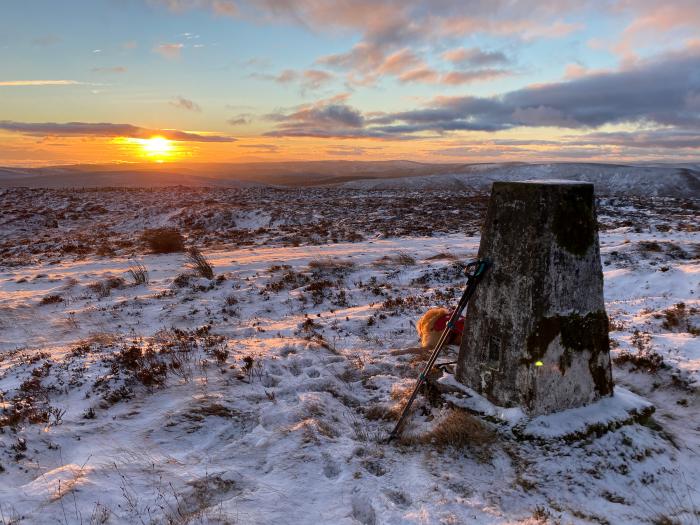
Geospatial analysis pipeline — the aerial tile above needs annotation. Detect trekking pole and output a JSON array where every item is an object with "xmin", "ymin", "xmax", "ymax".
[{"xmin": 387, "ymin": 259, "xmax": 491, "ymax": 443}]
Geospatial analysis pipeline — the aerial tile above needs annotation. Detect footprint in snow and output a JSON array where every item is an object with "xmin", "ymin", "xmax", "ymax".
[
  {"xmin": 351, "ymin": 495, "xmax": 377, "ymax": 525},
  {"xmin": 322, "ymin": 453, "xmax": 341, "ymax": 479},
  {"xmin": 384, "ymin": 489, "xmax": 412, "ymax": 509}
]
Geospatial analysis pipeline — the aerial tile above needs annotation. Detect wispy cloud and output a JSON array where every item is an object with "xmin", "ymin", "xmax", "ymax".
[
  {"xmin": 0, "ymin": 80, "xmax": 81, "ymax": 86},
  {"xmin": 154, "ymin": 42, "xmax": 184, "ymax": 59},
  {"xmin": 237, "ymin": 143, "xmax": 278, "ymax": 152},
  {"xmin": 440, "ymin": 69, "xmax": 511, "ymax": 86},
  {"xmin": 152, "ymin": 0, "xmax": 237, "ymax": 17},
  {"xmin": 320, "ymin": 45, "xmax": 512, "ymax": 86},
  {"xmin": 0, "ymin": 121, "xmax": 236, "ymax": 142},
  {"xmin": 325, "ymin": 145, "xmax": 376, "ymax": 156},
  {"xmin": 441, "ymin": 47, "xmax": 510, "ymax": 67},
  {"xmin": 253, "ymin": 68, "xmax": 334, "ymax": 93},
  {"xmin": 91, "ymin": 66, "xmax": 127, "ymax": 74},
  {"xmin": 170, "ymin": 96, "xmax": 202, "ymax": 111},
  {"xmin": 227, "ymin": 113, "xmax": 253, "ymax": 125}
]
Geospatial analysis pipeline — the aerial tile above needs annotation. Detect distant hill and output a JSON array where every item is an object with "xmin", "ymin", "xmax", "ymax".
[
  {"xmin": 0, "ymin": 161, "xmax": 458, "ymax": 188},
  {"xmin": 340, "ymin": 162, "xmax": 700, "ymax": 198},
  {"xmin": 1, "ymin": 161, "xmax": 698, "ymax": 198}
]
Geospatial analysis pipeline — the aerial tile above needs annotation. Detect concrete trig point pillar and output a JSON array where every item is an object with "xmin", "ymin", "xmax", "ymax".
[{"xmin": 456, "ymin": 180, "xmax": 613, "ymax": 416}]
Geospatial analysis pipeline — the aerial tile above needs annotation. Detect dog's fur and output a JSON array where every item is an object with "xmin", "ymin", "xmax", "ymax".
[{"xmin": 417, "ymin": 307, "xmax": 452, "ymax": 349}]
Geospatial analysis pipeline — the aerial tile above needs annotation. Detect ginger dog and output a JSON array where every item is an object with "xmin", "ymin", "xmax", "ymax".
[{"xmin": 417, "ymin": 307, "xmax": 465, "ymax": 349}]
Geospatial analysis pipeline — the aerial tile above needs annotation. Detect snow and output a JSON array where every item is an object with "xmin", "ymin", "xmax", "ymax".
[
  {"xmin": 439, "ymin": 377, "xmax": 655, "ymax": 441},
  {"xmin": 516, "ymin": 387, "xmax": 653, "ymax": 440},
  {"xmin": 438, "ymin": 374, "xmax": 526, "ymax": 426},
  {"xmin": 0, "ymin": 189, "xmax": 698, "ymax": 524}
]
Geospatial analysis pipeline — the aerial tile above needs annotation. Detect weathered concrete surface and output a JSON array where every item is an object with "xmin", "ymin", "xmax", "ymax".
[{"xmin": 456, "ymin": 180, "xmax": 613, "ymax": 416}]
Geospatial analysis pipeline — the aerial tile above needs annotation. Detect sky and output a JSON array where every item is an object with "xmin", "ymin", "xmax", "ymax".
[{"xmin": 1, "ymin": 0, "xmax": 699, "ymax": 166}]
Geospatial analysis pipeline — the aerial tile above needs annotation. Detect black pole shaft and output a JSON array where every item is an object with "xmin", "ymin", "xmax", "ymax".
[{"xmin": 387, "ymin": 261, "xmax": 489, "ymax": 442}]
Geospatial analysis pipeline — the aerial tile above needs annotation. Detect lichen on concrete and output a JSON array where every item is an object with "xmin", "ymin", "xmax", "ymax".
[{"xmin": 526, "ymin": 310, "xmax": 609, "ymax": 367}]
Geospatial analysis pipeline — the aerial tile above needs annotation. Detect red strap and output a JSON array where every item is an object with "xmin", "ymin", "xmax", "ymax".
[{"xmin": 433, "ymin": 314, "xmax": 465, "ymax": 335}]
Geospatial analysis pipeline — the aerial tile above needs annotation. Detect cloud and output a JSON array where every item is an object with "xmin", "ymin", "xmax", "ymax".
[
  {"xmin": 170, "ymin": 96, "xmax": 202, "ymax": 111},
  {"xmin": 398, "ymin": 67, "xmax": 439, "ymax": 84},
  {"xmin": 441, "ymin": 47, "xmax": 509, "ymax": 67},
  {"xmin": 240, "ymin": 1, "xmax": 586, "ymax": 47},
  {"xmin": 319, "ymin": 46, "xmax": 422, "ymax": 81},
  {"xmin": 0, "ymin": 121, "xmax": 236, "ymax": 142},
  {"xmin": 428, "ymin": 127, "xmax": 700, "ymax": 161},
  {"xmin": 254, "ymin": 68, "xmax": 334, "ymax": 92},
  {"xmin": 320, "ymin": 45, "xmax": 444, "ymax": 86},
  {"xmin": 320, "ymin": 44, "xmax": 511, "ymax": 86},
  {"xmin": 149, "ymin": 1, "xmax": 700, "ymax": 78},
  {"xmin": 91, "ymin": 66, "xmax": 127, "ymax": 74},
  {"xmin": 377, "ymin": 49, "xmax": 422, "ymax": 75},
  {"xmin": 300, "ymin": 69, "xmax": 334, "ymax": 90},
  {"xmin": 372, "ymin": 44, "xmax": 700, "ymax": 133},
  {"xmin": 0, "ymin": 80, "xmax": 81, "ymax": 87},
  {"xmin": 151, "ymin": 1, "xmax": 590, "ymax": 86},
  {"xmin": 614, "ymin": 0, "xmax": 700, "ymax": 58},
  {"xmin": 154, "ymin": 43, "xmax": 184, "ymax": 59},
  {"xmin": 151, "ymin": 0, "xmax": 237, "ymax": 17},
  {"xmin": 237, "ymin": 143, "xmax": 278, "ymax": 152},
  {"xmin": 440, "ymin": 68, "xmax": 511, "ymax": 85},
  {"xmin": 564, "ymin": 129, "xmax": 700, "ymax": 149},
  {"xmin": 272, "ymin": 70, "xmax": 296, "ymax": 84},
  {"xmin": 264, "ymin": 95, "xmax": 378, "ymax": 138},
  {"xmin": 264, "ymin": 43, "xmax": 700, "ymax": 142},
  {"xmin": 227, "ymin": 113, "xmax": 252, "ymax": 125},
  {"xmin": 325, "ymin": 146, "xmax": 373, "ymax": 156},
  {"xmin": 564, "ymin": 63, "xmax": 588, "ymax": 79}
]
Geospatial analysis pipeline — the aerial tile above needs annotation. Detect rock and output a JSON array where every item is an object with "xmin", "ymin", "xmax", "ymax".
[{"xmin": 456, "ymin": 180, "xmax": 613, "ymax": 416}]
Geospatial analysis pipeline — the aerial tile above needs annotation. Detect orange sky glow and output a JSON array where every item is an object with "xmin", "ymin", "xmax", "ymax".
[{"xmin": 1, "ymin": 1, "xmax": 699, "ymax": 166}]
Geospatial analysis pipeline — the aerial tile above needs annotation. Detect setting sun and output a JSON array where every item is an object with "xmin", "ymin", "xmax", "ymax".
[{"xmin": 141, "ymin": 136, "xmax": 172, "ymax": 159}]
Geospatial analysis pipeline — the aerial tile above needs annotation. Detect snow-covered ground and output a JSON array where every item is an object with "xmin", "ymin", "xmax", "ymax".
[{"xmin": 0, "ymin": 191, "xmax": 699, "ymax": 524}]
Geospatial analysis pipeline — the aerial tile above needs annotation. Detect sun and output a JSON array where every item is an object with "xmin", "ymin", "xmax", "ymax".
[{"xmin": 141, "ymin": 136, "xmax": 173, "ymax": 159}]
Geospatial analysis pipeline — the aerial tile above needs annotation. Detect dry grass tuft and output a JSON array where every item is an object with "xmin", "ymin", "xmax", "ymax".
[
  {"xmin": 140, "ymin": 227, "xmax": 185, "ymax": 254},
  {"xmin": 613, "ymin": 350, "xmax": 664, "ymax": 373},
  {"xmin": 185, "ymin": 247, "xmax": 214, "ymax": 280},
  {"xmin": 88, "ymin": 276, "xmax": 125, "ymax": 298},
  {"xmin": 390, "ymin": 383, "xmax": 412, "ymax": 403},
  {"xmin": 82, "ymin": 332, "xmax": 119, "ymax": 346},
  {"xmin": 308, "ymin": 258, "xmax": 356, "ymax": 275},
  {"xmin": 614, "ymin": 329, "xmax": 665, "ymax": 373},
  {"xmin": 658, "ymin": 302, "xmax": 700, "ymax": 335},
  {"xmin": 39, "ymin": 294, "xmax": 63, "ymax": 306},
  {"xmin": 364, "ymin": 403, "xmax": 401, "ymax": 421},
  {"xmin": 125, "ymin": 262, "xmax": 149, "ymax": 285},
  {"xmin": 373, "ymin": 252, "xmax": 416, "ymax": 267},
  {"xmin": 426, "ymin": 252, "xmax": 459, "ymax": 261},
  {"xmin": 402, "ymin": 409, "xmax": 497, "ymax": 459}
]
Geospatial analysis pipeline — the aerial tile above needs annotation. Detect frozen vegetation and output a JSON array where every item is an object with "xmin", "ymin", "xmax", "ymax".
[{"xmin": 0, "ymin": 186, "xmax": 698, "ymax": 524}]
